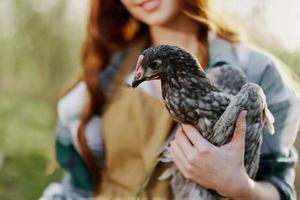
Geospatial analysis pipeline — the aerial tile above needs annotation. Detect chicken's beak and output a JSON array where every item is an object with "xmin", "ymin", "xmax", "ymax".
[
  {"xmin": 132, "ymin": 55, "xmax": 145, "ymax": 88},
  {"xmin": 132, "ymin": 77, "xmax": 145, "ymax": 88}
]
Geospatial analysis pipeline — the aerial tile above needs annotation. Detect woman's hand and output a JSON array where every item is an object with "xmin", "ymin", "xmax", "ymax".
[{"xmin": 170, "ymin": 111, "xmax": 255, "ymax": 199}]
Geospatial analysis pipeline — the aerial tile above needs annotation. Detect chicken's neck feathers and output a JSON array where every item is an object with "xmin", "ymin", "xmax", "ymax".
[{"xmin": 161, "ymin": 66, "xmax": 219, "ymax": 99}]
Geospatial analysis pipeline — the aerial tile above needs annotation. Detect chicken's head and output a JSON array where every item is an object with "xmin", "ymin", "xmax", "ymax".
[
  {"xmin": 131, "ymin": 45, "xmax": 200, "ymax": 88},
  {"xmin": 131, "ymin": 46, "xmax": 166, "ymax": 88}
]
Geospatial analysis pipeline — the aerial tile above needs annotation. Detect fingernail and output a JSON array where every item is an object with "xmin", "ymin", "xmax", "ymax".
[
  {"xmin": 181, "ymin": 124, "xmax": 187, "ymax": 131},
  {"xmin": 241, "ymin": 110, "xmax": 247, "ymax": 116}
]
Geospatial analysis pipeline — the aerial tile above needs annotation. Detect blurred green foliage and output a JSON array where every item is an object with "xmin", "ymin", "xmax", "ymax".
[
  {"xmin": 0, "ymin": 0, "xmax": 83, "ymax": 101},
  {"xmin": 0, "ymin": 1, "xmax": 299, "ymax": 200},
  {"xmin": 0, "ymin": 0, "xmax": 84, "ymax": 199}
]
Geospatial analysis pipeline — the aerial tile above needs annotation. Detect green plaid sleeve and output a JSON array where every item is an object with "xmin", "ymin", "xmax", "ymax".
[
  {"xmin": 55, "ymin": 120, "xmax": 94, "ymax": 195},
  {"xmin": 252, "ymin": 58, "xmax": 300, "ymax": 200}
]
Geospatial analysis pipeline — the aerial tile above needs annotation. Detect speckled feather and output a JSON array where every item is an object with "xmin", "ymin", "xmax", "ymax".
[{"xmin": 132, "ymin": 45, "xmax": 274, "ymax": 200}]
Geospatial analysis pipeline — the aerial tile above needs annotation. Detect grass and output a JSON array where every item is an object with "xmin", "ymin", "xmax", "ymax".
[{"xmin": 0, "ymin": 93, "xmax": 63, "ymax": 200}]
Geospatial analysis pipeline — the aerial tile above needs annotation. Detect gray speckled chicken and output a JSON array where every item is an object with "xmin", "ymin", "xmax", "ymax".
[{"xmin": 131, "ymin": 45, "xmax": 274, "ymax": 200}]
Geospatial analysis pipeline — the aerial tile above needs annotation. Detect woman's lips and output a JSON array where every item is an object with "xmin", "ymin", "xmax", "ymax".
[{"xmin": 140, "ymin": 0, "xmax": 161, "ymax": 12}]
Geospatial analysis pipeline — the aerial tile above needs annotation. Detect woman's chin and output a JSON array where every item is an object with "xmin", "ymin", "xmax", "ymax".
[
  {"xmin": 139, "ymin": 11, "xmax": 181, "ymax": 27},
  {"xmin": 141, "ymin": 15, "xmax": 173, "ymax": 26}
]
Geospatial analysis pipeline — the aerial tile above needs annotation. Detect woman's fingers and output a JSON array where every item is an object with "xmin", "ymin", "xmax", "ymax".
[
  {"xmin": 170, "ymin": 141, "xmax": 192, "ymax": 179},
  {"xmin": 175, "ymin": 126, "xmax": 195, "ymax": 157},
  {"xmin": 181, "ymin": 124, "xmax": 213, "ymax": 151},
  {"xmin": 231, "ymin": 110, "xmax": 247, "ymax": 147}
]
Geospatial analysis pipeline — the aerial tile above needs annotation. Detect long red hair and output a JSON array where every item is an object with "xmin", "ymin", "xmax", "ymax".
[{"xmin": 65, "ymin": 0, "xmax": 240, "ymax": 194}]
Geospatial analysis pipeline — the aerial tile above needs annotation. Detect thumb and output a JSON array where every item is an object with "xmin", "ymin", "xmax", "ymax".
[{"xmin": 231, "ymin": 110, "xmax": 247, "ymax": 146}]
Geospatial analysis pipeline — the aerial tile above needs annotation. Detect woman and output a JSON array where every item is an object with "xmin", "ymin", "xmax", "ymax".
[{"xmin": 41, "ymin": 0, "xmax": 300, "ymax": 199}]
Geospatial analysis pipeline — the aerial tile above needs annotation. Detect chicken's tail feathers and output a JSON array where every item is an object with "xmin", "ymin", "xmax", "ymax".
[
  {"xmin": 257, "ymin": 84, "xmax": 275, "ymax": 135},
  {"xmin": 263, "ymin": 106, "xmax": 275, "ymax": 135}
]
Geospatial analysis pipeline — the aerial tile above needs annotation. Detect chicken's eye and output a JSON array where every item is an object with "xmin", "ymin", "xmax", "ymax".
[{"xmin": 150, "ymin": 59, "xmax": 162, "ymax": 70}]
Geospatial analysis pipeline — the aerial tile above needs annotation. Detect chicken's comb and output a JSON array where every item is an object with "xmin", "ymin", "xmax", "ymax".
[{"xmin": 135, "ymin": 55, "xmax": 144, "ymax": 79}]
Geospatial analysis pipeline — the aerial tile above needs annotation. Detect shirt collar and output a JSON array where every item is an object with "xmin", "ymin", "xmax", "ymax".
[{"xmin": 208, "ymin": 34, "xmax": 240, "ymax": 69}]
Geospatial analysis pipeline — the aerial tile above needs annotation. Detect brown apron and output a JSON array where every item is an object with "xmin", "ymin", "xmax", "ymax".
[{"xmin": 95, "ymin": 39, "xmax": 174, "ymax": 199}]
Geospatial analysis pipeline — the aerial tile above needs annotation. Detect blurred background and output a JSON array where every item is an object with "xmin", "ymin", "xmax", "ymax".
[{"xmin": 0, "ymin": 0, "xmax": 299, "ymax": 199}]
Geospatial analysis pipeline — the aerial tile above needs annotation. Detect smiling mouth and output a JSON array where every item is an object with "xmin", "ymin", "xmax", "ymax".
[{"xmin": 139, "ymin": 0, "xmax": 161, "ymax": 12}]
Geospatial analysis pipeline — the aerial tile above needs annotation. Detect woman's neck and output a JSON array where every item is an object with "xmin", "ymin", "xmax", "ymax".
[{"xmin": 149, "ymin": 13, "xmax": 200, "ymax": 57}]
